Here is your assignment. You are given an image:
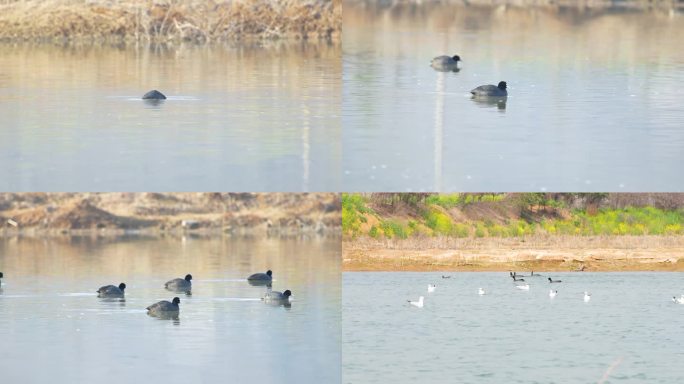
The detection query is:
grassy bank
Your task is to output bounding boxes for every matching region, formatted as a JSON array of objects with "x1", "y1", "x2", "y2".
[
  {"x1": 0, "y1": 193, "x2": 340, "y2": 236},
  {"x1": 0, "y1": 0, "x2": 340, "y2": 43},
  {"x1": 343, "y1": 193, "x2": 684, "y2": 240},
  {"x1": 342, "y1": 193, "x2": 684, "y2": 271}
]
